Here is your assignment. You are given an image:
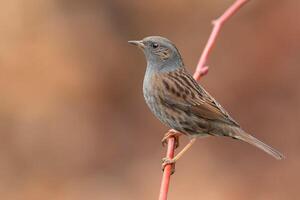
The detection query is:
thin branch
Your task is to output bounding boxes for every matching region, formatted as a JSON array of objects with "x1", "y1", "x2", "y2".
[
  {"x1": 159, "y1": 1, "x2": 250, "y2": 200},
  {"x1": 158, "y1": 137, "x2": 175, "y2": 200},
  {"x1": 194, "y1": 0, "x2": 249, "y2": 81}
]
